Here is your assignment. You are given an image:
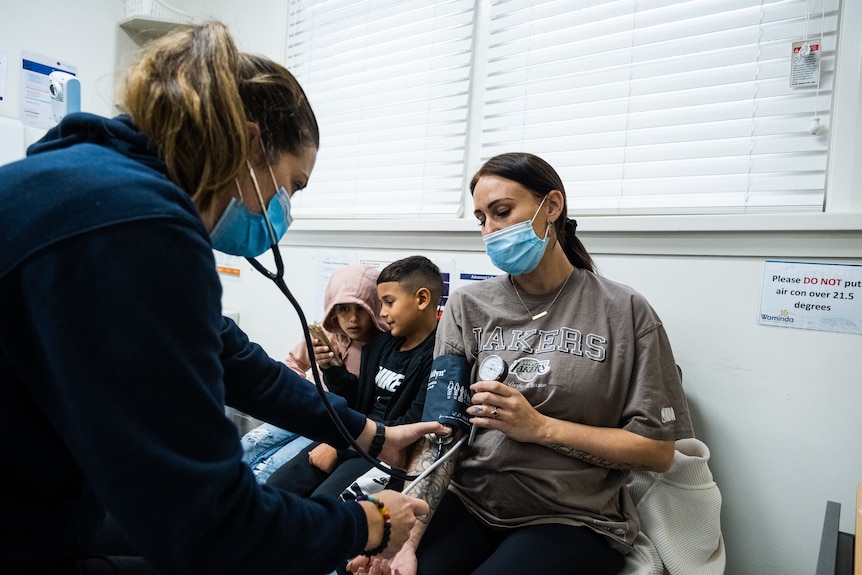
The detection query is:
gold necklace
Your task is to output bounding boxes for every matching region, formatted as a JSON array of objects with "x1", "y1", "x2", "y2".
[{"x1": 510, "y1": 268, "x2": 575, "y2": 320}]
